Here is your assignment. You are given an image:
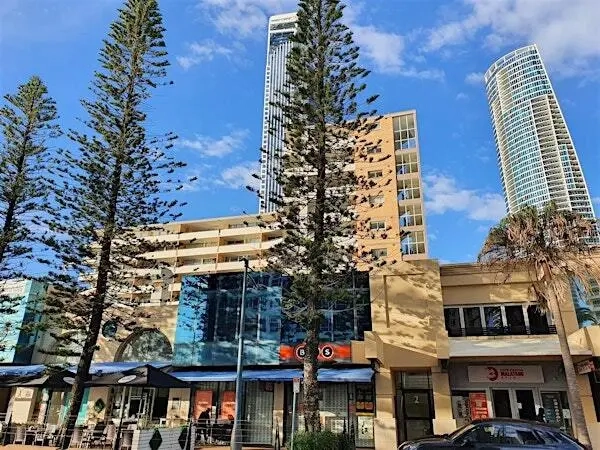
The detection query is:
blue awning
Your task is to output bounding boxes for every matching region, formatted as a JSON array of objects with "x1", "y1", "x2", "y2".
[
  {"x1": 173, "y1": 367, "x2": 373, "y2": 383},
  {"x1": 86, "y1": 361, "x2": 169, "y2": 376},
  {"x1": 174, "y1": 371, "x2": 237, "y2": 382},
  {"x1": 0, "y1": 365, "x2": 45, "y2": 377}
]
